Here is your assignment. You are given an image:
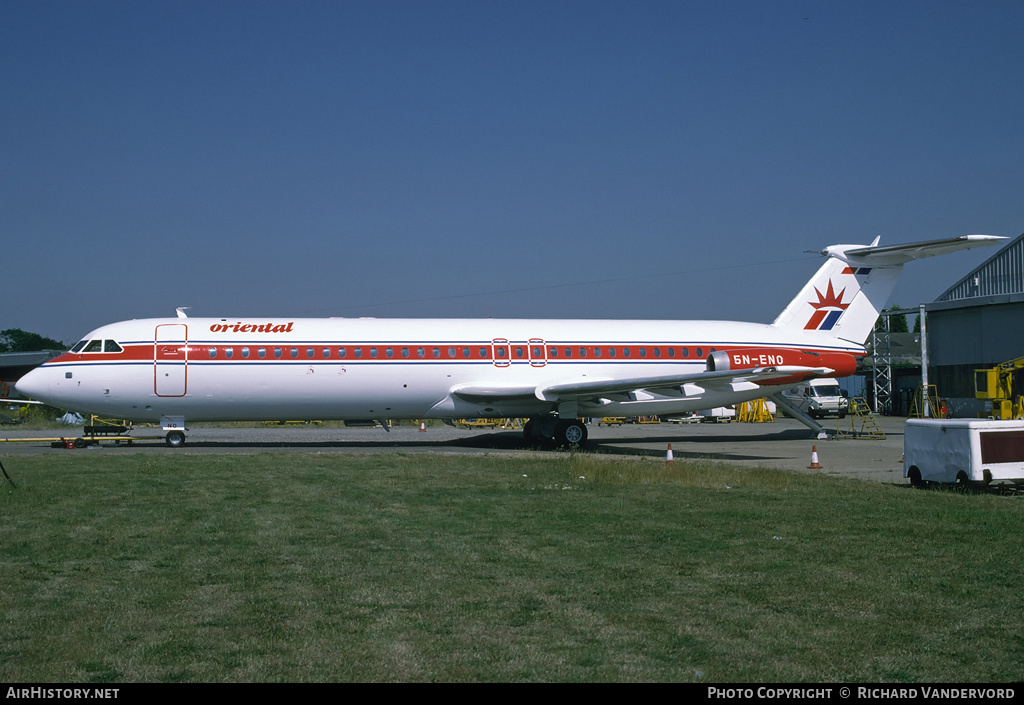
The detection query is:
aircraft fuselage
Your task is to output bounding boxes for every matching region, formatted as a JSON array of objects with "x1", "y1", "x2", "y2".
[{"x1": 16, "y1": 316, "x2": 863, "y2": 425}]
